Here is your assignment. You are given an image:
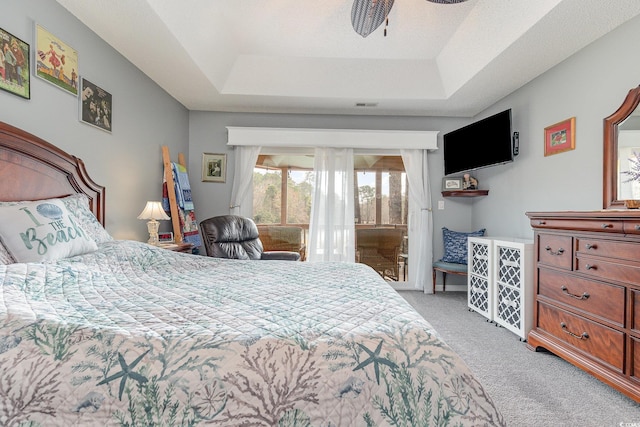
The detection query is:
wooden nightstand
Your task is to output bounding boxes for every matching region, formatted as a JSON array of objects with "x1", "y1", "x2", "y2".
[{"x1": 158, "y1": 242, "x2": 194, "y2": 253}]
